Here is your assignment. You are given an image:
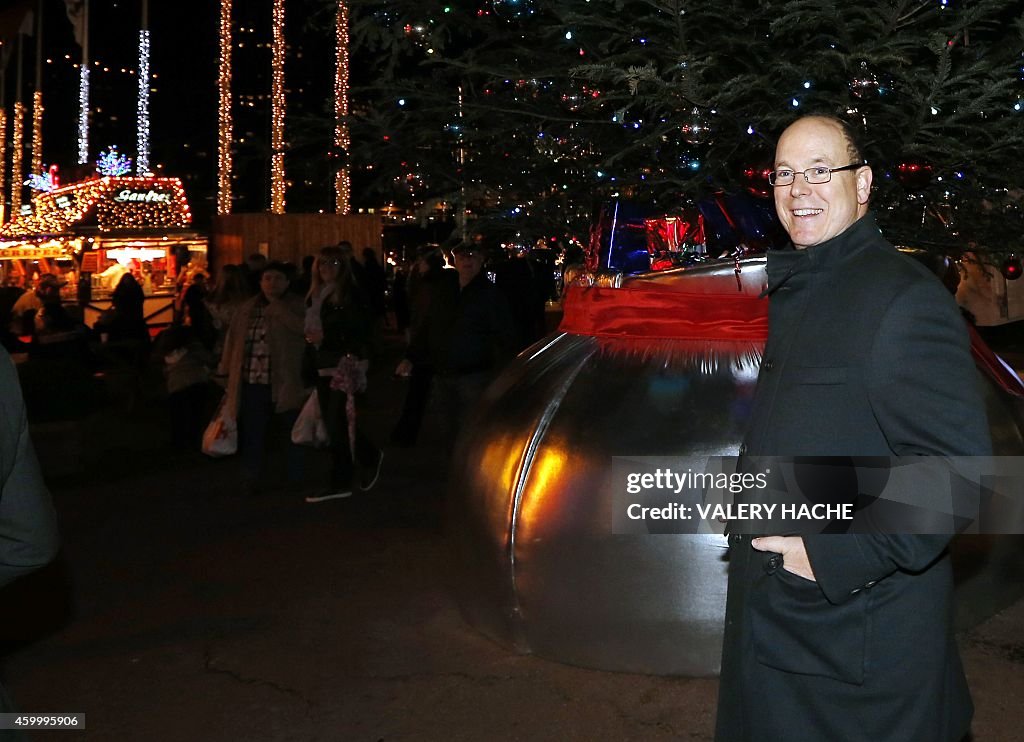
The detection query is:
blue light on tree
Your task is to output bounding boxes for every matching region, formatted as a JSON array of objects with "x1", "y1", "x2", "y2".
[{"x1": 97, "y1": 146, "x2": 133, "y2": 177}]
